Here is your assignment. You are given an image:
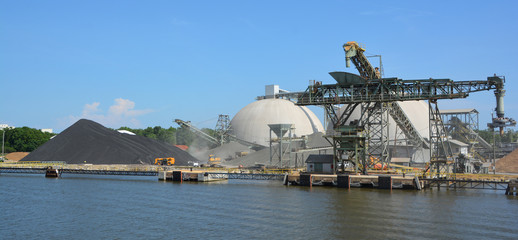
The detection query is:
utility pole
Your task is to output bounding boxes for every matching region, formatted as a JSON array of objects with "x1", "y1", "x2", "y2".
[
  {"x1": 493, "y1": 128, "x2": 496, "y2": 174},
  {"x1": 1, "y1": 128, "x2": 5, "y2": 160}
]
